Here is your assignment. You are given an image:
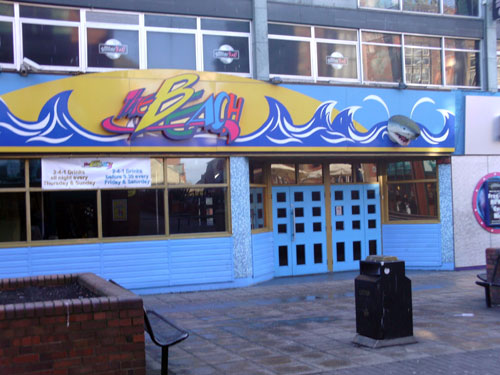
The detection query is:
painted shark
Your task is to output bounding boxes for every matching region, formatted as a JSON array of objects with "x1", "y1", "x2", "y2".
[{"x1": 387, "y1": 115, "x2": 421, "y2": 146}]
